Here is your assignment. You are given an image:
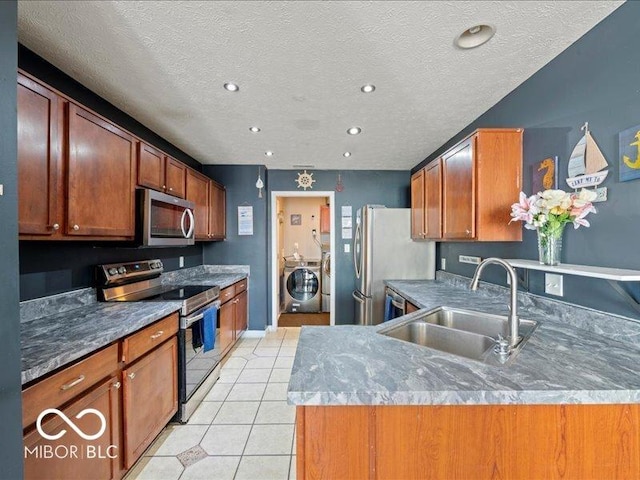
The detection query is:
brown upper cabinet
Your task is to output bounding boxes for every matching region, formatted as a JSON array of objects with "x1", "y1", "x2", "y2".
[
  {"x1": 411, "y1": 128, "x2": 523, "y2": 242},
  {"x1": 17, "y1": 73, "x2": 62, "y2": 237},
  {"x1": 185, "y1": 168, "x2": 210, "y2": 240},
  {"x1": 137, "y1": 143, "x2": 186, "y2": 199},
  {"x1": 411, "y1": 159, "x2": 442, "y2": 240},
  {"x1": 208, "y1": 180, "x2": 226, "y2": 240},
  {"x1": 67, "y1": 104, "x2": 137, "y2": 238}
]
